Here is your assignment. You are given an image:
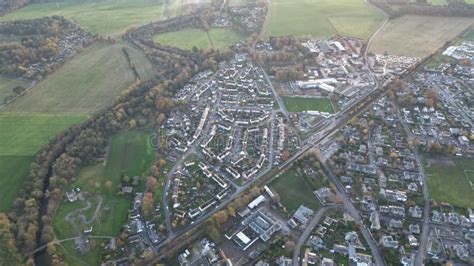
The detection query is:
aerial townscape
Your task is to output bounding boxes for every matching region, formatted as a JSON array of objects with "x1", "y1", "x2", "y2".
[{"x1": 0, "y1": 0, "x2": 473, "y2": 265}]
